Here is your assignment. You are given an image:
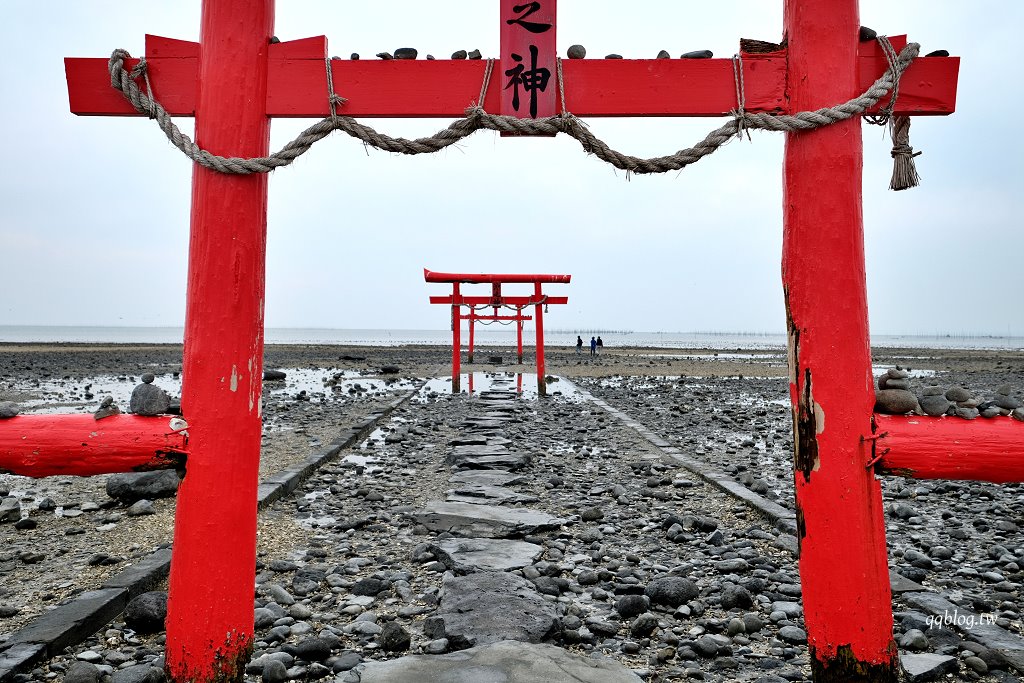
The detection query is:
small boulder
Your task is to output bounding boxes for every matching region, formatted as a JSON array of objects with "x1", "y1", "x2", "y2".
[
  {"x1": 129, "y1": 380, "x2": 170, "y2": 416},
  {"x1": 124, "y1": 591, "x2": 168, "y2": 634}
]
